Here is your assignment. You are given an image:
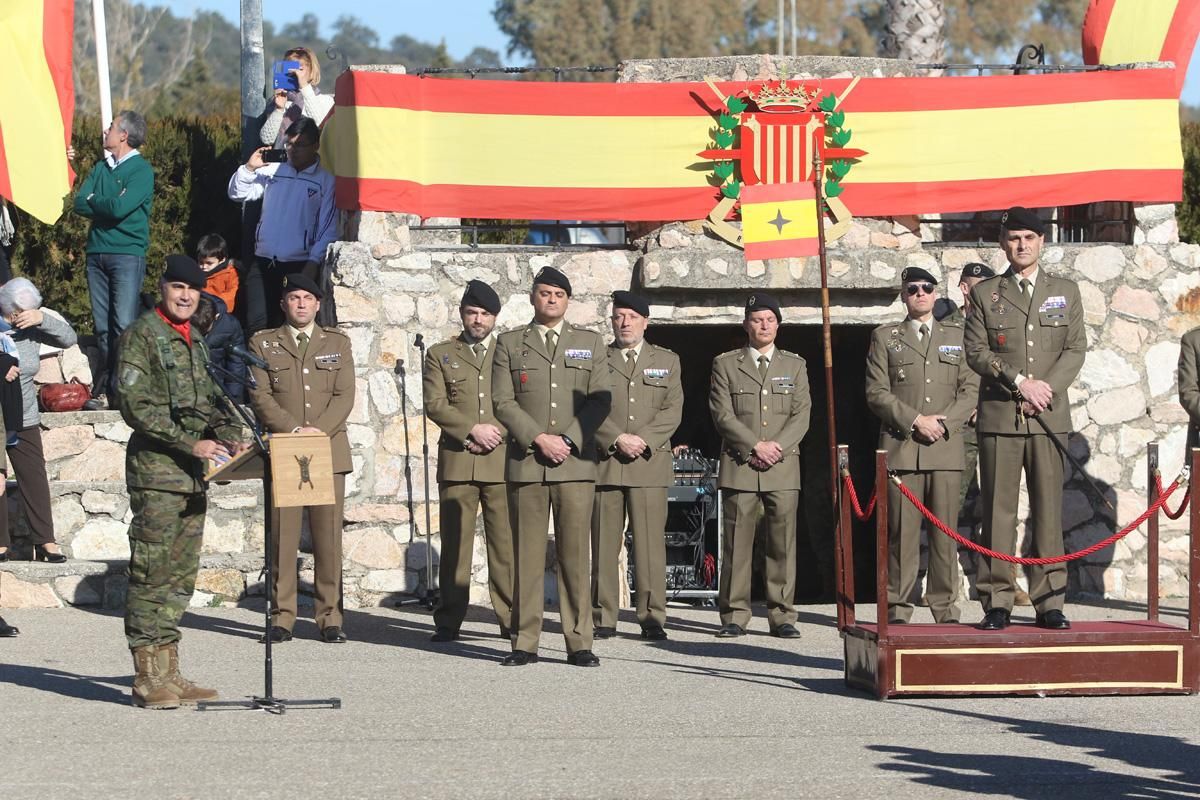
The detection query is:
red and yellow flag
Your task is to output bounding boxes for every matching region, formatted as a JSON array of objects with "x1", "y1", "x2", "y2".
[
  {"x1": 325, "y1": 68, "x2": 1182, "y2": 222},
  {"x1": 1082, "y1": 0, "x2": 1200, "y2": 90},
  {"x1": 0, "y1": 0, "x2": 75, "y2": 225},
  {"x1": 741, "y1": 183, "x2": 819, "y2": 260}
]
